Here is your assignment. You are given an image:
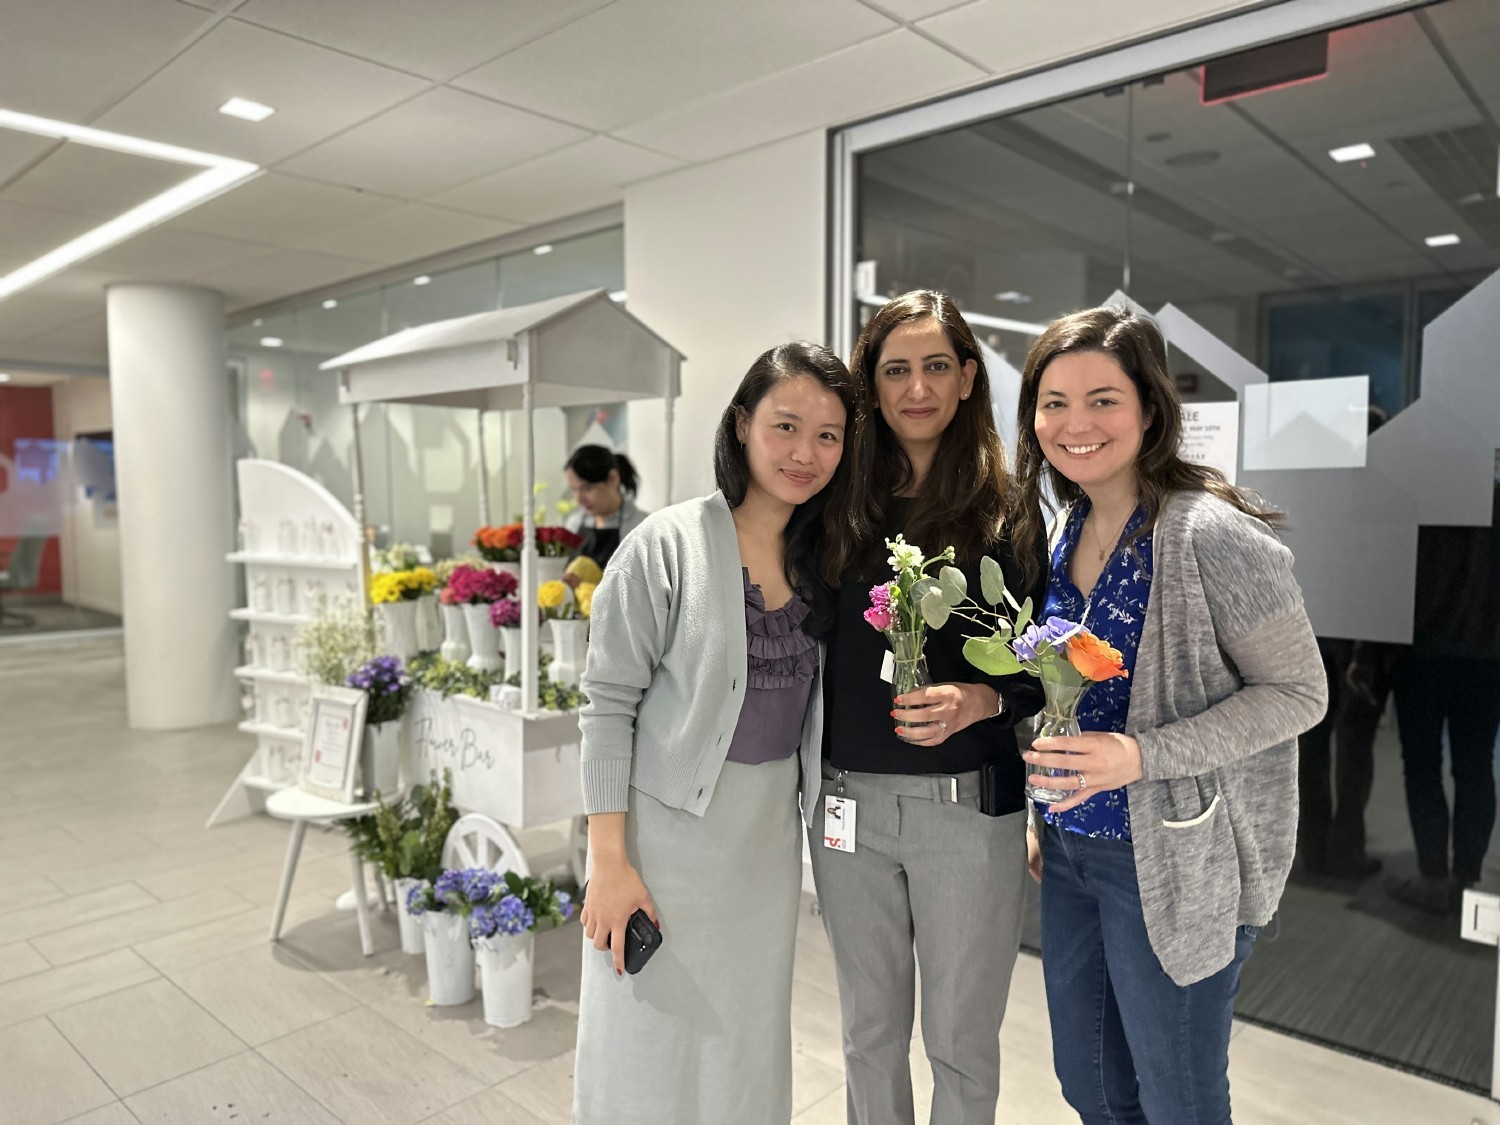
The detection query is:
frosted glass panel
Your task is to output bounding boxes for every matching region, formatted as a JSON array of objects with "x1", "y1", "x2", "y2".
[{"x1": 1243, "y1": 375, "x2": 1369, "y2": 471}]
